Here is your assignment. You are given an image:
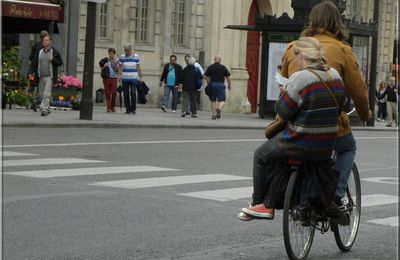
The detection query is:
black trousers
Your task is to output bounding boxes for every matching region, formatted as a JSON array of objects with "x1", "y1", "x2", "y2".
[
  {"x1": 252, "y1": 137, "x2": 286, "y2": 205},
  {"x1": 182, "y1": 90, "x2": 197, "y2": 115}
]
